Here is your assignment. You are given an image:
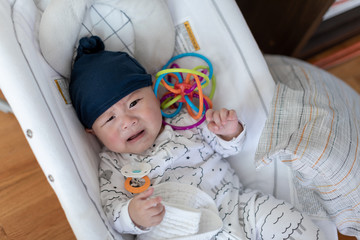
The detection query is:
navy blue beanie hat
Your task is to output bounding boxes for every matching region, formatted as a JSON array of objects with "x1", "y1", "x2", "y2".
[{"x1": 70, "y1": 36, "x2": 152, "y2": 129}]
